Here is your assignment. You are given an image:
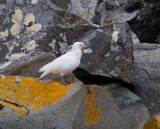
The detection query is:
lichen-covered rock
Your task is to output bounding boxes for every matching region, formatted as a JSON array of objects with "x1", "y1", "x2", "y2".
[
  {"x1": 72, "y1": 85, "x2": 129, "y2": 129},
  {"x1": 0, "y1": 74, "x2": 83, "y2": 129},
  {"x1": 0, "y1": 75, "x2": 129, "y2": 129},
  {"x1": 0, "y1": 0, "x2": 95, "y2": 73},
  {"x1": 144, "y1": 115, "x2": 160, "y2": 129},
  {"x1": 80, "y1": 23, "x2": 134, "y2": 83}
]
